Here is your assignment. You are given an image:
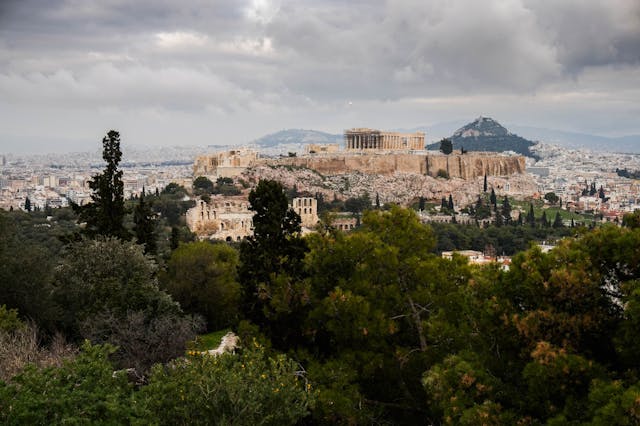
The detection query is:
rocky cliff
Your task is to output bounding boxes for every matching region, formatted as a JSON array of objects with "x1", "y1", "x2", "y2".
[{"x1": 265, "y1": 152, "x2": 524, "y2": 179}]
